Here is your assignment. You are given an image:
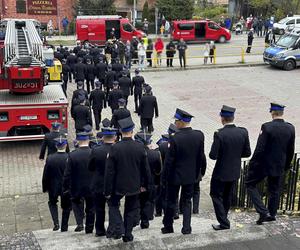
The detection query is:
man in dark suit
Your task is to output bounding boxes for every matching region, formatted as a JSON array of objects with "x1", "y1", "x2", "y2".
[
  {"x1": 209, "y1": 105, "x2": 251, "y2": 230},
  {"x1": 95, "y1": 57, "x2": 107, "y2": 85},
  {"x1": 105, "y1": 65, "x2": 116, "y2": 98},
  {"x1": 39, "y1": 122, "x2": 65, "y2": 160},
  {"x1": 42, "y1": 136, "x2": 71, "y2": 232},
  {"x1": 85, "y1": 58, "x2": 96, "y2": 94},
  {"x1": 139, "y1": 86, "x2": 158, "y2": 133},
  {"x1": 246, "y1": 103, "x2": 295, "y2": 224},
  {"x1": 161, "y1": 109, "x2": 206, "y2": 235},
  {"x1": 88, "y1": 125, "x2": 117, "y2": 237},
  {"x1": 111, "y1": 98, "x2": 131, "y2": 130},
  {"x1": 89, "y1": 81, "x2": 107, "y2": 130},
  {"x1": 66, "y1": 50, "x2": 77, "y2": 82},
  {"x1": 61, "y1": 59, "x2": 71, "y2": 96},
  {"x1": 63, "y1": 132, "x2": 95, "y2": 233},
  {"x1": 72, "y1": 95, "x2": 92, "y2": 133},
  {"x1": 74, "y1": 57, "x2": 86, "y2": 84},
  {"x1": 108, "y1": 82, "x2": 123, "y2": 114},
  {"x1": 104, "y1": 117, "x2": 151, "y2": 242},
  {"x1": 118, "y1": 71, "x2": 132, "y2": 105},
  {"x1": 131, "y1": 69, "x2": 145, "y2": 113}
]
